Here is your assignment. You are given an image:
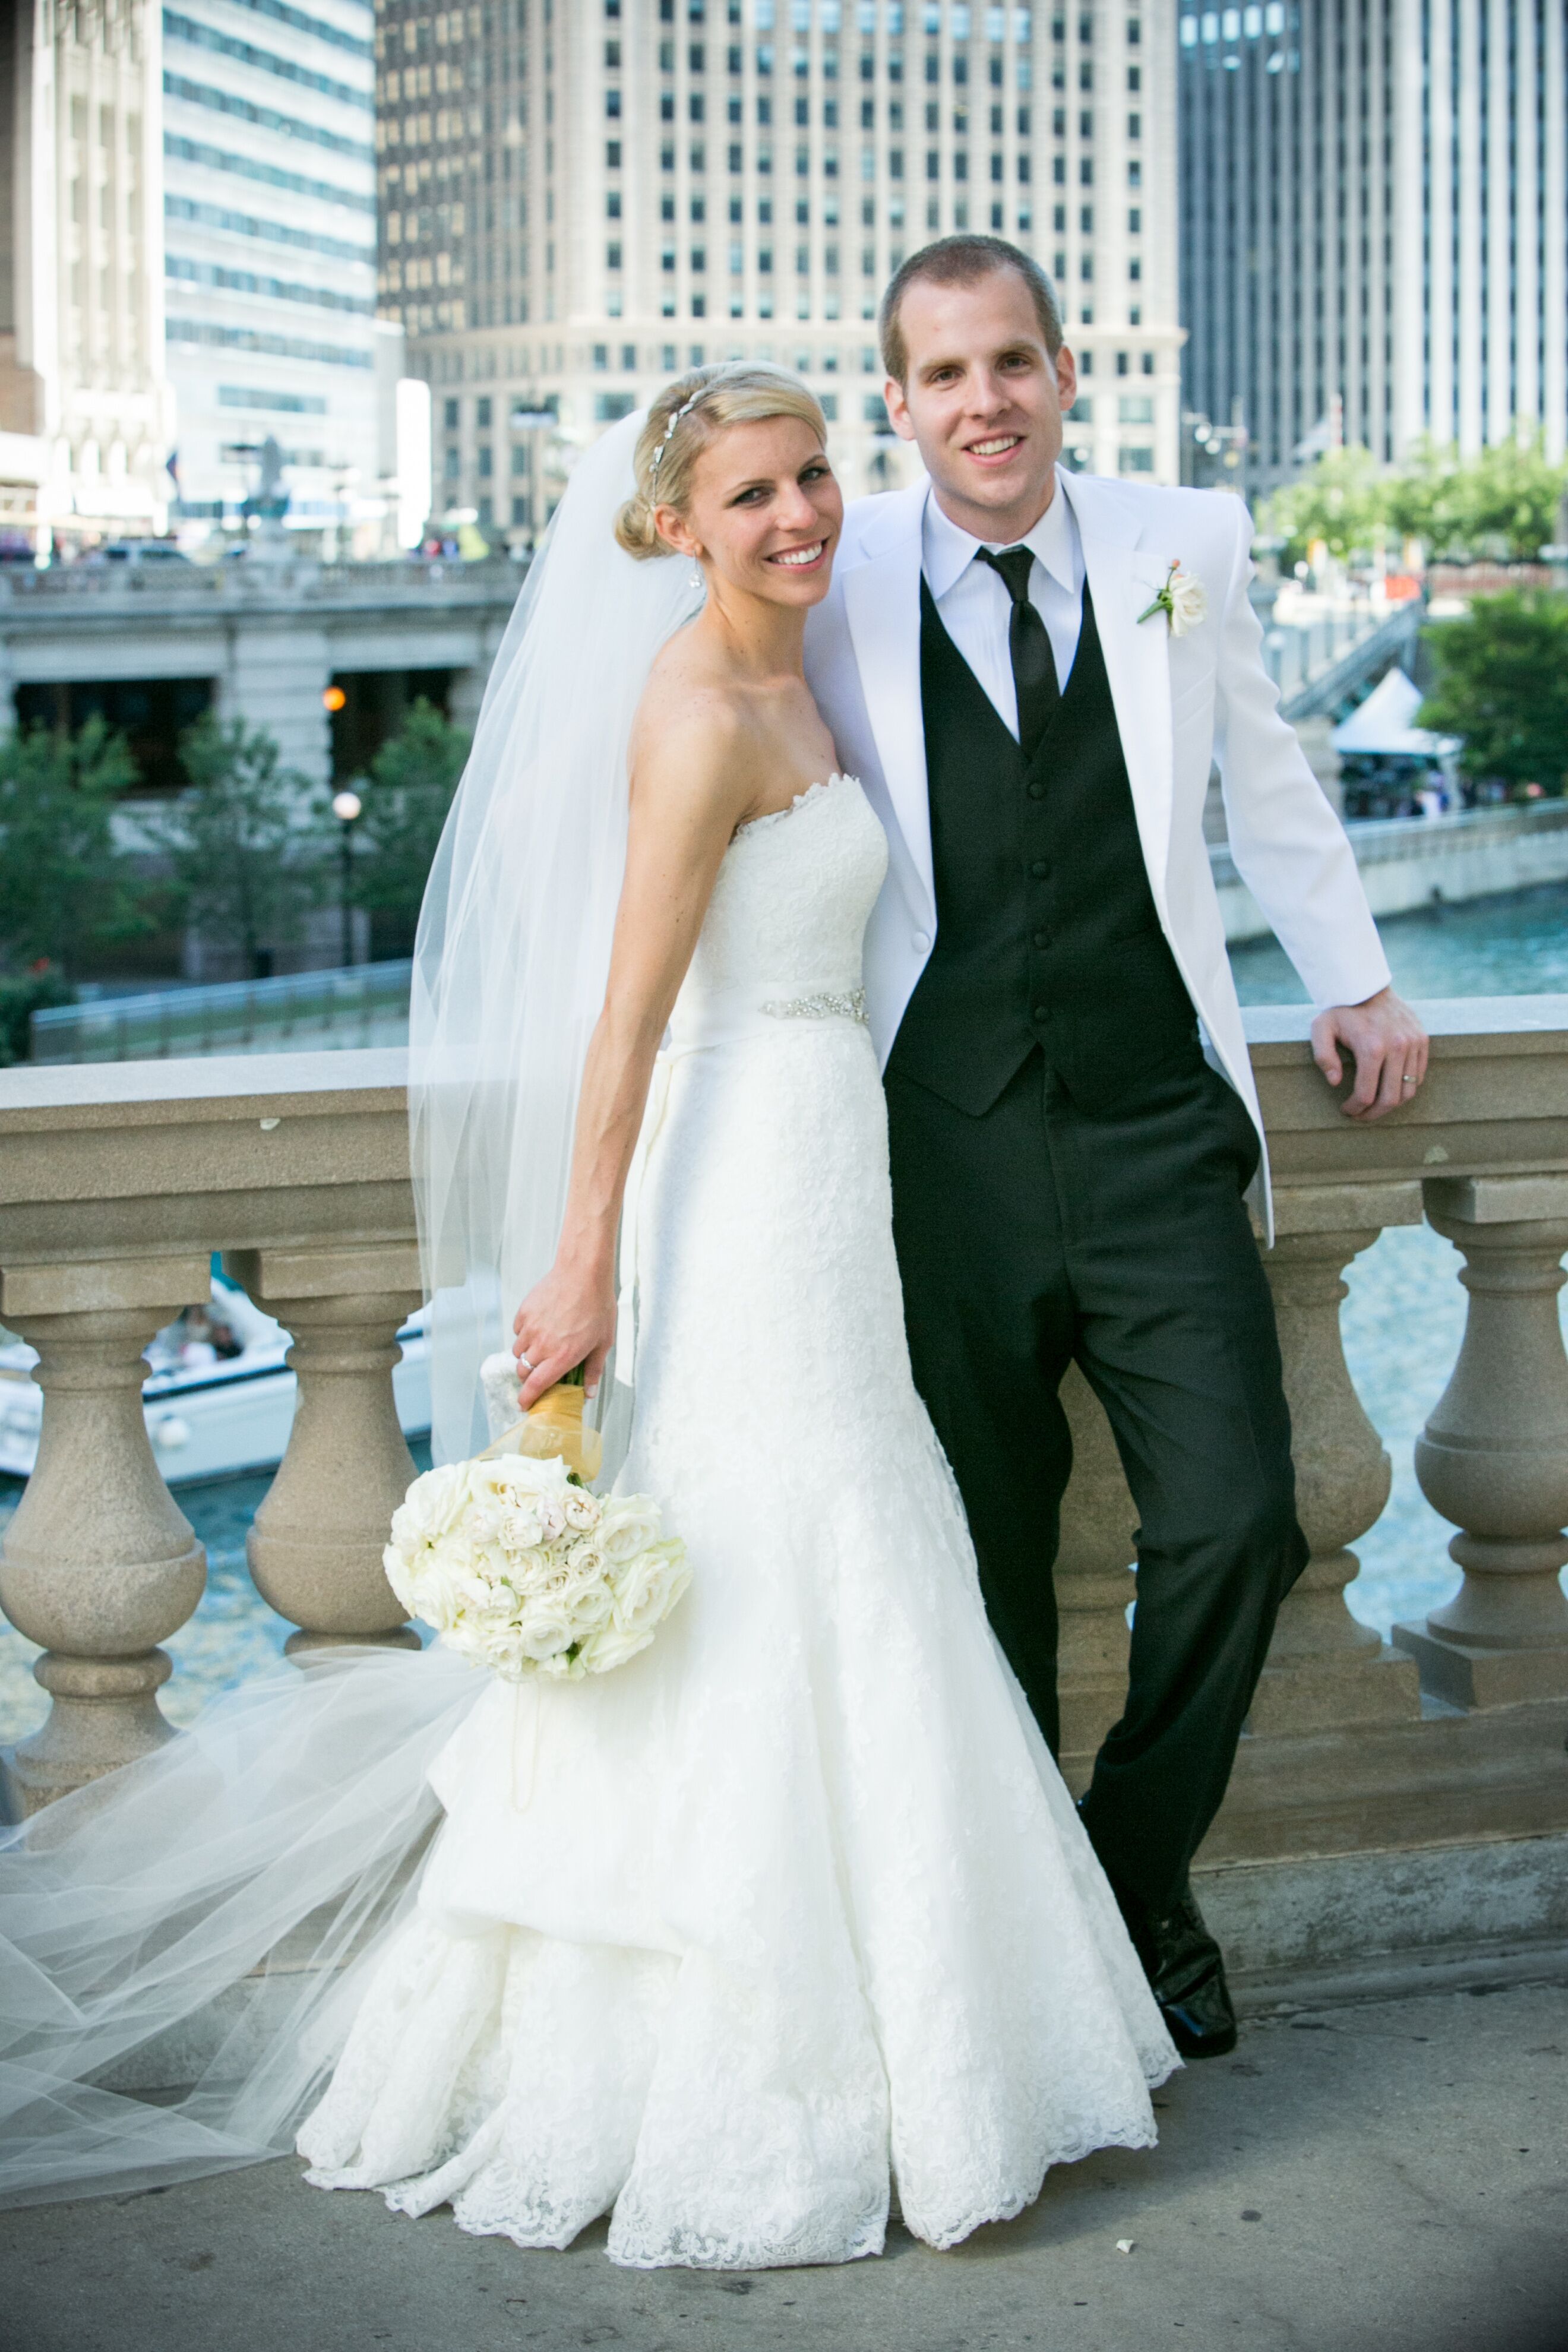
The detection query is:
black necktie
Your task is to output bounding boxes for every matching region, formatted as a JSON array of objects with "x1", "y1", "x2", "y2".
[{"x1": 976, "y1": 545, "x2": 1060, "y2": 760}]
